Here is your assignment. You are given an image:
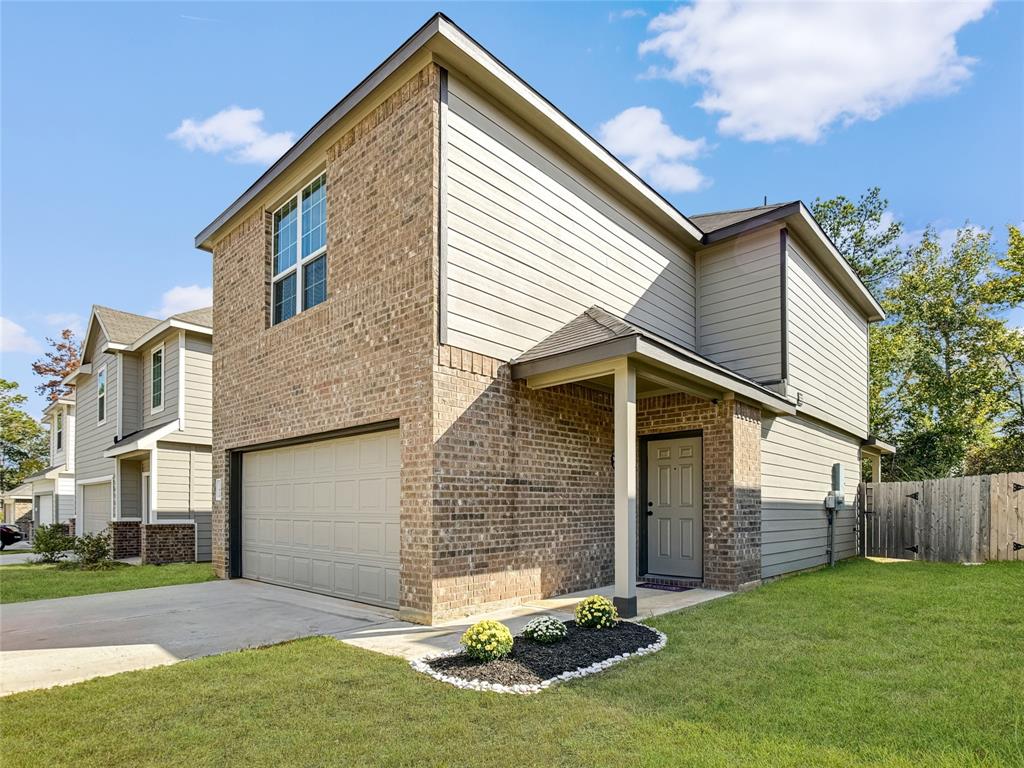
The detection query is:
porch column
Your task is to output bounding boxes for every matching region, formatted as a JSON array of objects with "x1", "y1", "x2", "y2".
[
  {"x1": 613, "y1": 359, "x2": 637, "y2": 618},
  {"x1": 869, "y1": 452, "x2": 882, "y2": 483}
]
